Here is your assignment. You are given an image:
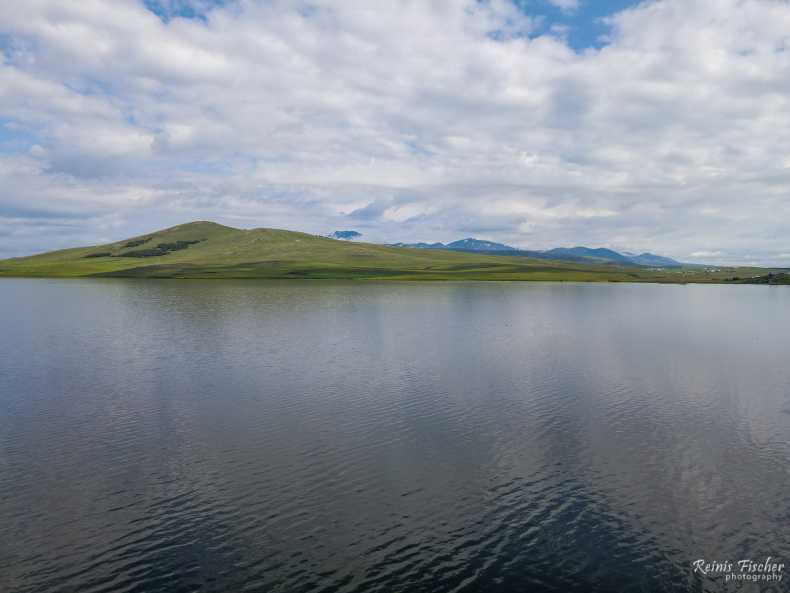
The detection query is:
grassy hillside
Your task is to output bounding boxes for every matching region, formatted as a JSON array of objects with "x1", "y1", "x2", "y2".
[{"x1": 0, "y1": 221, "x2": 768, "y2": 283}]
